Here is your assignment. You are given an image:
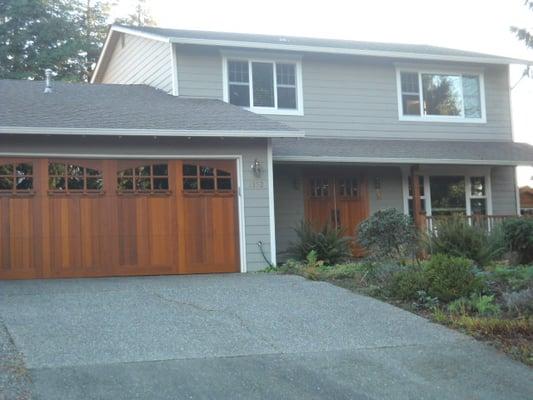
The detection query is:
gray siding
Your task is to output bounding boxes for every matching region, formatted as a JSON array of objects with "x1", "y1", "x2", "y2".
[
  {"x1": 0, "y1": 135, "x2": 272, "y2": 272},
  {"x1": 173, "y1": 46, "x2": 512, "y2": 141},
  {"x1": 491, "y1": 166, "x2": 518, "y2": 215},
  {"x1": 367, "y1": 167, "x2": 404, "y2": 213},
  {"x1": 101, "y1": 33, "x2": 173, "y2": 93}
]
